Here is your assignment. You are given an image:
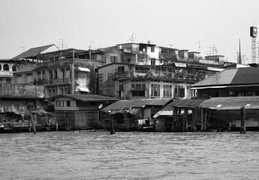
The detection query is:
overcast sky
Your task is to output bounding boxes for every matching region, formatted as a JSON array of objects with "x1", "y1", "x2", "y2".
[{"x1": 1, "y1": 0, "x2": 259, "y2": 63}]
